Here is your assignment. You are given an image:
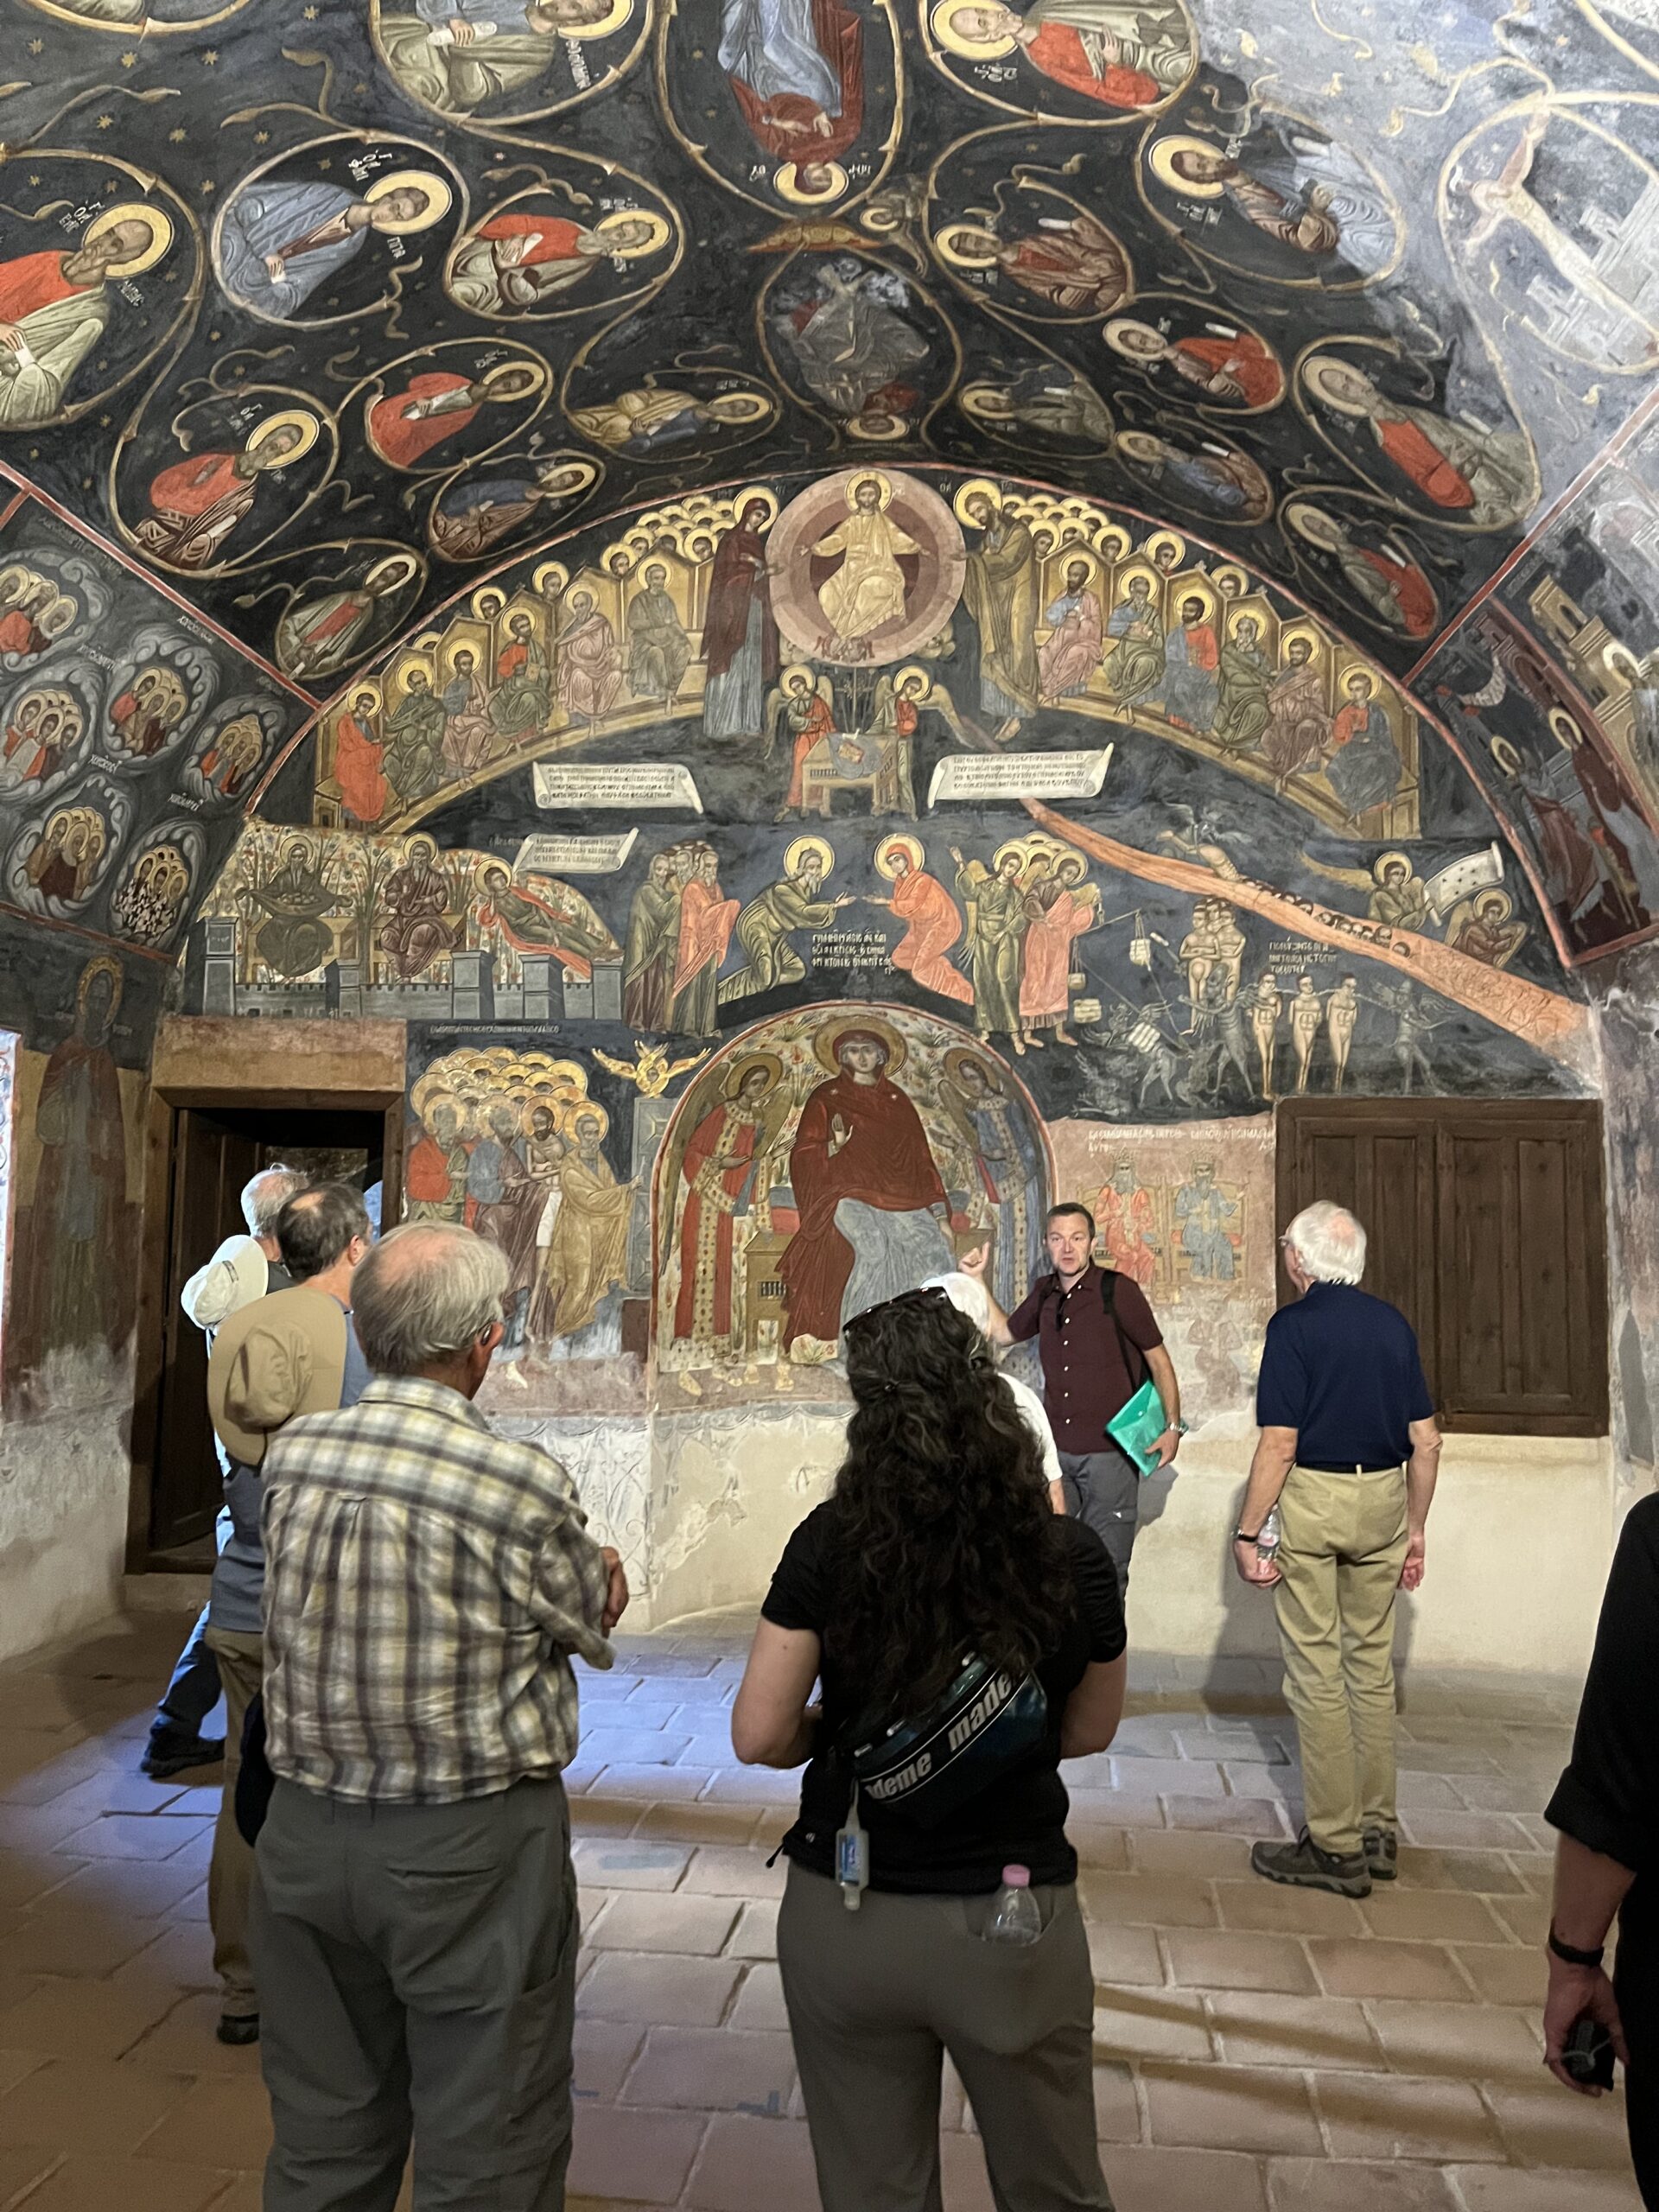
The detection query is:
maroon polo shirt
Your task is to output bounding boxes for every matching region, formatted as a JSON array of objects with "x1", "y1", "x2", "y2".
[{"x1": 1007, "y1": 1264, "x2": 1165, "y2": 1454}]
